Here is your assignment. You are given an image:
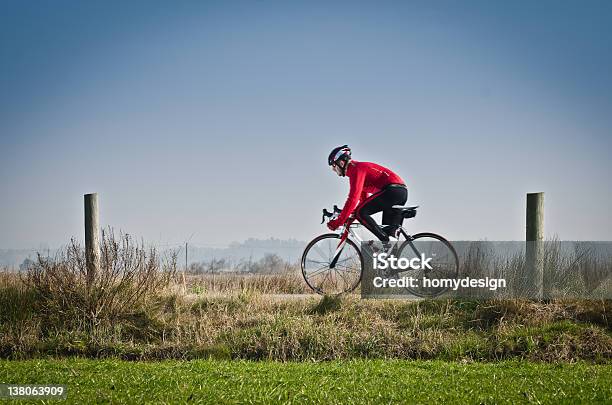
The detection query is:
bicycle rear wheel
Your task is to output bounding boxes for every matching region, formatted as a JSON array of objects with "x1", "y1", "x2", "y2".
[
  {"x1": 396, "y1": 232, "x2": 459, "y2": 298},
  {"x1": 301, "y1": 234, "x2": 363, "y2": 295}
]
